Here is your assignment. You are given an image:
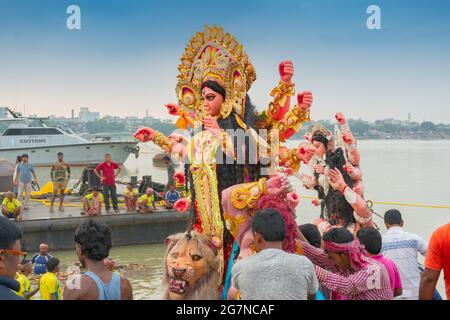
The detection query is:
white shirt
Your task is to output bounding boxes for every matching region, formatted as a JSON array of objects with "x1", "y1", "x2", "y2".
[{"x1": 382, "y1": 226, "x2": 428, "y2": 299}]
